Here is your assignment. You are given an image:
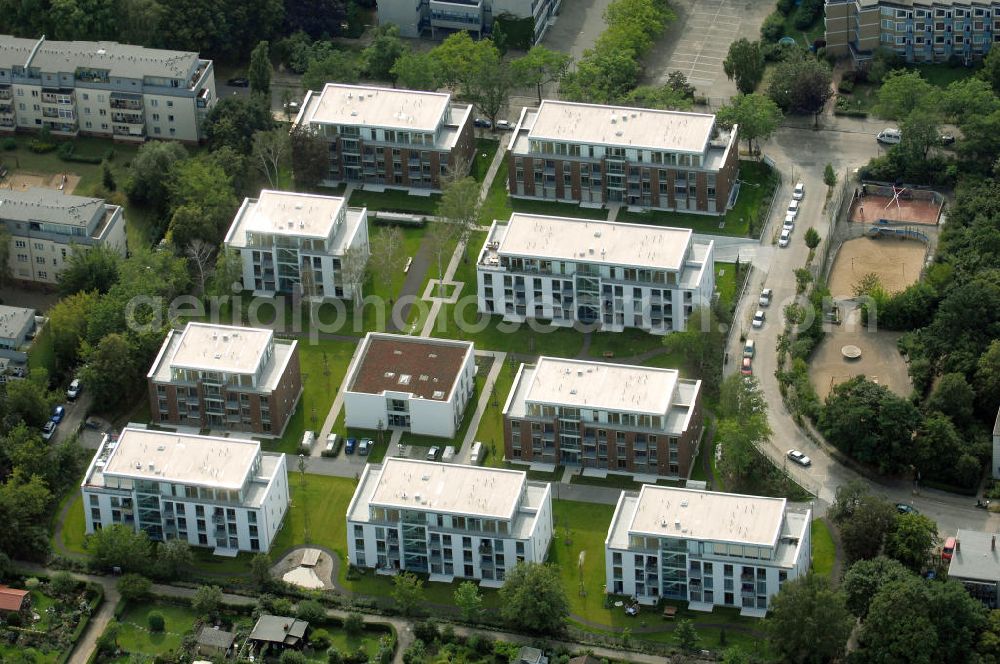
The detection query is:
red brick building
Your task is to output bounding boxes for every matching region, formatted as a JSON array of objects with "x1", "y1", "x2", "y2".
[
  {"x1": 502, "y1": 357, "x2": 703, "y2": 478},
  {"x1": 294, "y1": 84, "x2": 475, "y2": 191},
  {"x1": 507, "y1": 100, "x2": 739, "y2": 215},
  {"x1": 147, "y1": 323, "x2": 302, "y2": 437}
]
